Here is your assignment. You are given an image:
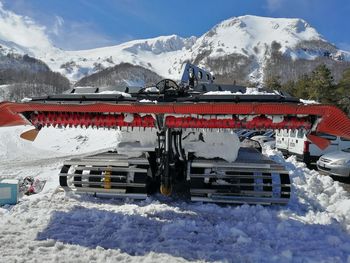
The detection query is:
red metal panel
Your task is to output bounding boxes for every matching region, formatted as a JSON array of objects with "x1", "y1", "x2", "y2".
[{"x1": 307, "y1": 134, "x2": 331, "y2": 150}]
